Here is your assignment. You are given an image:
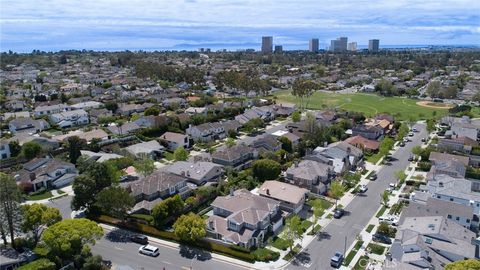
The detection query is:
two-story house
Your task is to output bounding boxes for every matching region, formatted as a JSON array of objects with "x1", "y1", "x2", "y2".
[
  {"x1": 257, "y1": 180, "x2": 308, "y2": 214},
  {"x1": 351, "y1": 124, "x2": 384, "y2": 140},
  {"x1": 207, "y1": 189, "x2": 283, "y2": 248},
  {"x1": 311, "y1": 141, "x2": 363, "y2": 174},
  {"x1": 8, "y1": 117, "x2": 50, "y2": 134},
  {"x1": 163, "y1": 161, "x2": 224, "y2": 185},
  {"x1": 428, "y1": 152, "x2": 469, "y2": 179},
  {"x1": 13, "y1": 157, "x2": 77, "y2": 191},
  {"x1": 49, "y1": 109, "x2": 89, "y2": 128},
  {"x1": 123, "y1": 170, "x2": 190, "y2": 214},
  {"x1": 160, "y1": 132, "x2": 191, "y2": 151},
  {"x1": 34, "y1": 104, "x2": 71, "y2": 118},
  {"x1": 285, "y1": 160, "x2": 335, "y2": 194},
  {"x1": 211, "y1": 144, "x2": 258, "y2": 170}
]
